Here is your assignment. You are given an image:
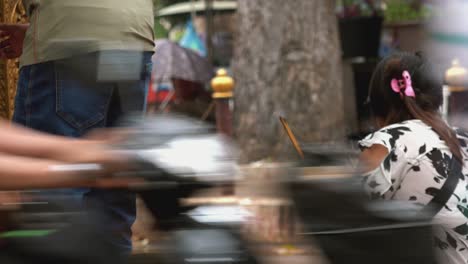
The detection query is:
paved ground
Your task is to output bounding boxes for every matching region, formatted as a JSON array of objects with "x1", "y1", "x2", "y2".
[
  {"x1": 132, "y1": 241, "x2": 328, "y2": 264},
  {"x1": 131, "y1": 252, "x2": 325, "y2": 264}
]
